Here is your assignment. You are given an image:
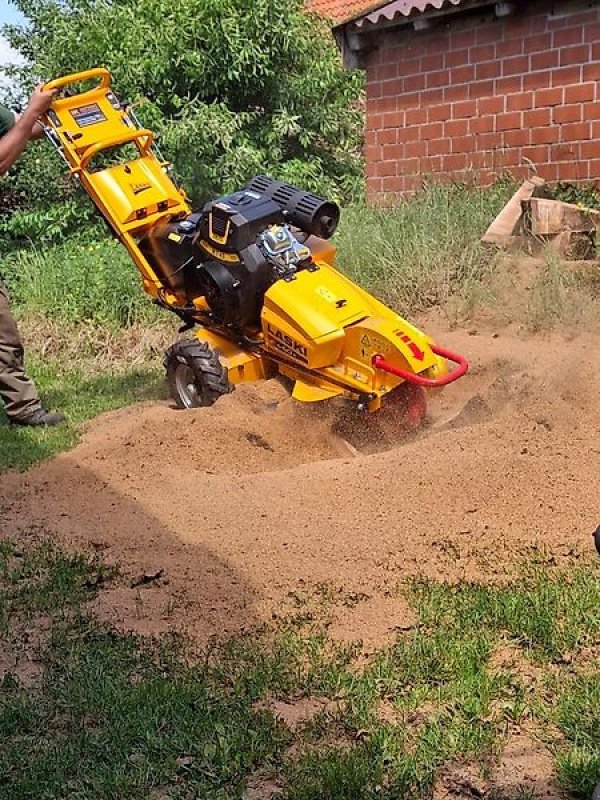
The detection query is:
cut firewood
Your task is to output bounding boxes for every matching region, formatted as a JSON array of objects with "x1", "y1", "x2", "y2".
[
  {"x1": 522, "y1": 197, "x2": 600, "y2": 237},
  {"x1": 481, "y1": 176, "x2": 547, "y2": 246}
]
